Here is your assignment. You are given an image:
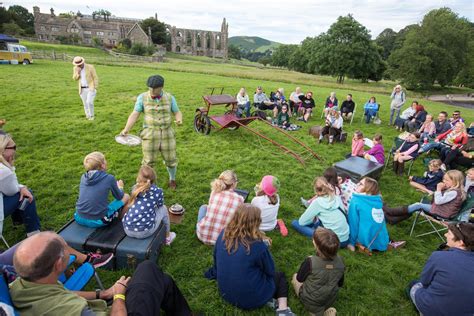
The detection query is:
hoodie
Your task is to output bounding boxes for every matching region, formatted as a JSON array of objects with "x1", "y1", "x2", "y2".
[
  {"x1": 348, "y1": 193, "x2": 389, "y2": 251},
  {"x1": 298, "y1": 195, "x2": 349, "y2": 242},
  {"x1": 75, "y1": 170, "x2": 124, "y2": 220}
]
